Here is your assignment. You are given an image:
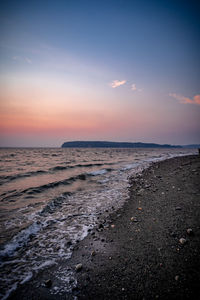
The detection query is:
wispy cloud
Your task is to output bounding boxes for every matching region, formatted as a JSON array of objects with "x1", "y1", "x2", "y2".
[
  {"x1": 12, "y1": 56, "x2": 32, "y2": 64},
  {"x1": 131, "y1": 83, "x2": 142, "y2": 92},
  {"x1": 169, "y1": 93, "x2": 200, "y2": 105},
  {"x1": 110, "y1": 80, "x2": 126, "y2": 88},
  {"x1": 25, "y1": 57, "x2": 32, "y2": 64},
  {"x1": 131, "y1": 84, "x2": 137, "y2": 91}
]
